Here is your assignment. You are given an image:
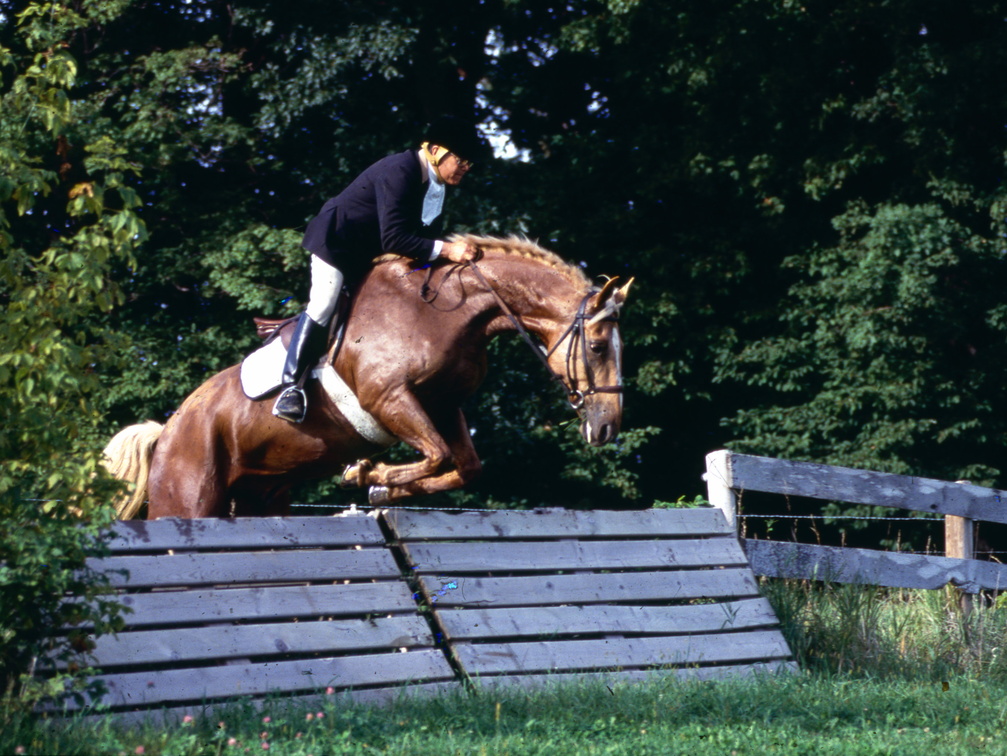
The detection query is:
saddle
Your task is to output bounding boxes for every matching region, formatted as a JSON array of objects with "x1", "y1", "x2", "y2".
[
  {"x1": 240, "y1": 291, "x2": 350, "y2": 400},
  {"x1": 253, "y1": 315, "x2": 298, "y2": 341},
  {"x1": 252, "y1": 288, "x2": 351, "y2": 349}
]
